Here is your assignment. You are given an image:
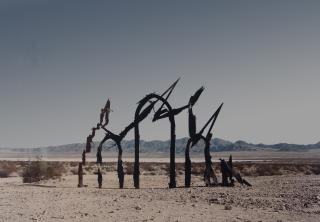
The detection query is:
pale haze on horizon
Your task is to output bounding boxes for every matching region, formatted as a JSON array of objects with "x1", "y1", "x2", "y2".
[{"x1": 0, "y1": 0, "x2": 319, "y2": 148}]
